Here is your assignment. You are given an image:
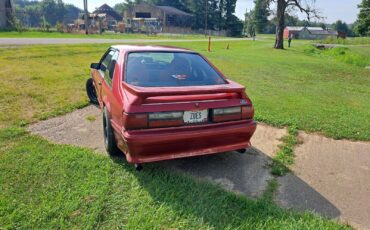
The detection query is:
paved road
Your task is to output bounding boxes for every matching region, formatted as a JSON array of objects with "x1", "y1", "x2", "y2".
[{"x1": 0, "y1": 37, "x2": 250, "y2": 46}]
